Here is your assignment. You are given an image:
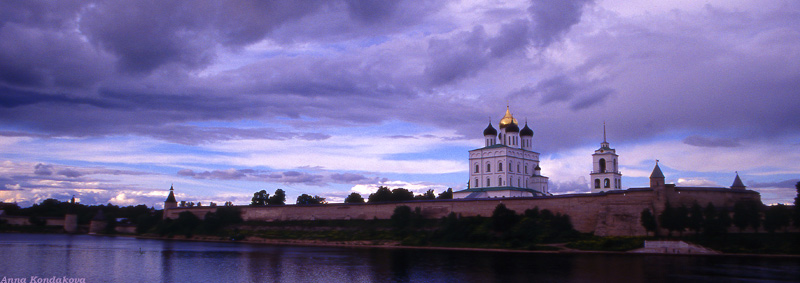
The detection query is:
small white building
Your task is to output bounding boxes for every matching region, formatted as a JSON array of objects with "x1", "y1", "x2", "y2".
[{"x1": 454, "y1": 107, "x2": 549, "y2": 199}]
